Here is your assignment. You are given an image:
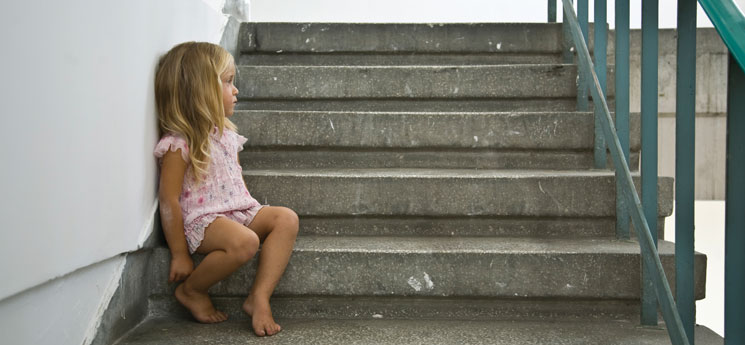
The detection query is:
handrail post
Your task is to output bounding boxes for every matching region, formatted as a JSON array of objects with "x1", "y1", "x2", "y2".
[
  {"x1": 577, "y1": 0, "x2": 589, "y2": 111},
  {"x1": 676, "y1": 0, "x2": 697, "y2": 341},
  {"x1": 593, "y1": 0, "x2": 607, "y2": 169},
  {"x1": 562, "y1": 0, "x2": 575, "y2": 63},
  {"x1": 615, "y1": 0, "x2": 630, "y2": 240},
  {"x1": 640, "y1": 0, "x2": 660, "y2": 326},
  {"x1": 725, "y1": 52, "x2": 745, "y2": 345},
  {"x1": 548, "y1": 0, "x2": 557, "y2": 22},
  {"x1": 560, "y1": 1, "x2": 689, "y2": 342}
]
